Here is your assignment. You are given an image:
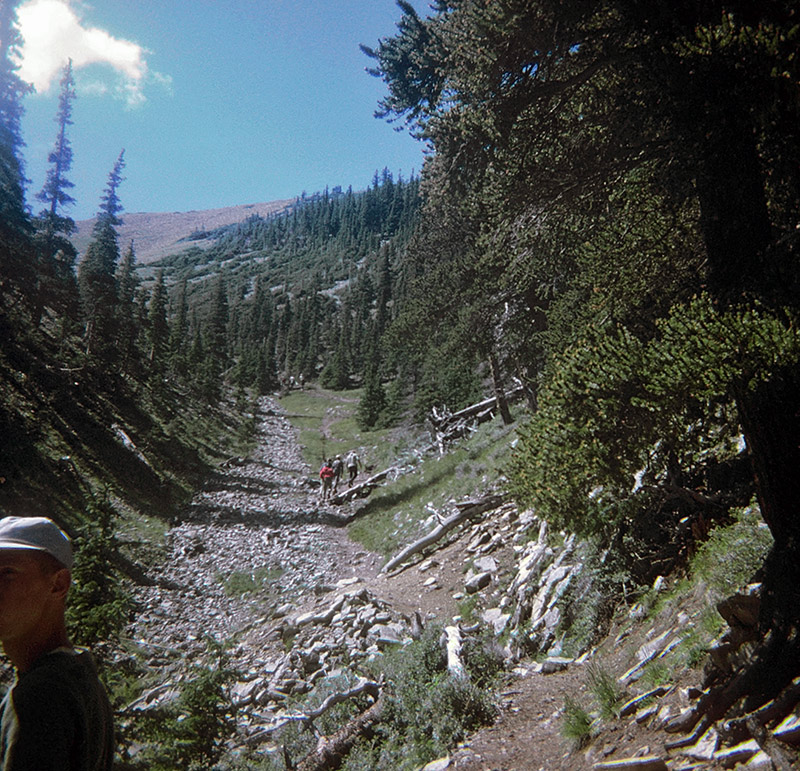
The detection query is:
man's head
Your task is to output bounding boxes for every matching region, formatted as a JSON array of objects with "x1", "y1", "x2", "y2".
[{"x1": 0, "y1": 517, "x2": 73, "y2": 669}]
